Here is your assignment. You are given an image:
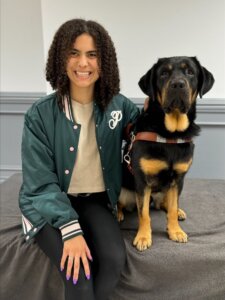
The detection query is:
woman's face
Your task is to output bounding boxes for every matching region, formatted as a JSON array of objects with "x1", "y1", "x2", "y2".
[{"x1": 66, "y1": 33, "x2": 100, "y2": 94}]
